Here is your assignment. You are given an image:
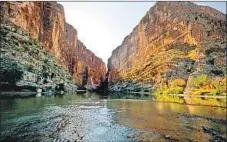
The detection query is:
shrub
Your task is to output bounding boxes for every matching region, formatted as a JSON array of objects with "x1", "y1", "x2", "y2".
[
  {"x1": 15, "y1": 46, "x2": 25, "y2": 52},
  {"x1": 37, "y1": 52, "x2": 45, "y2": 60},
  {"x1": 154, "y1": 88, "x2": 164, "y2": 95},
  {"x1": 168, "y1": 79, "x2": 186, "y2": 87},
  {"x1": 209, "y1": 89, "x2": 220, "y2": 95},
  {"x1": 154, "y1": 86, "x2": 183, "y2": 95},
  {"x1": 191, "y1": 74, "x2": 208, "y2": 88},
  {"x1": 24, "y1": 62, "x2": 34, "y2": 72},
  {"x1": 188, "y1": 49, "x2": 197, "y2": 60},
  {"x1": 192, "y1": 89, "x2": 209, "y2": 95},
  {"x1": 211, "y1": 77, "x2": 226, "y2": 93},
  {"x1": 0, "y1": 58, "x2": 23, "y2": 85},
  {"x1": 163, "y1": 86, "x2": 183, "y2": 94},
  {"x1": 44, "y1": 58, "x2": 50, "y2": 65}
]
